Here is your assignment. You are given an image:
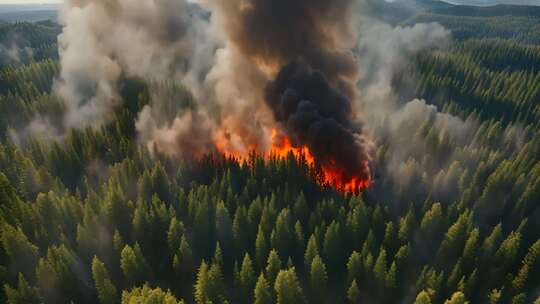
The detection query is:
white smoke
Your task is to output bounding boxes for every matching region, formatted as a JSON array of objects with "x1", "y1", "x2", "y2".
[
  {"x1": 54, "y1": 0, "x2": 217, "y2": 129},
  {"x1": 353, "y1": 18, "x2": 481, "y2": 197},
  {"x1": 29, "y1": 0, "x2": 480, "y2": 173},
  {"x1": 0, "y1": 43, "x2": 34, "y2": 66},
  {"x1": 356, "y1": 21, "x2": 451, "y2": 116},
  {"x1": 8, "y1": 116, "x2": 63, "y2": 146}
]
